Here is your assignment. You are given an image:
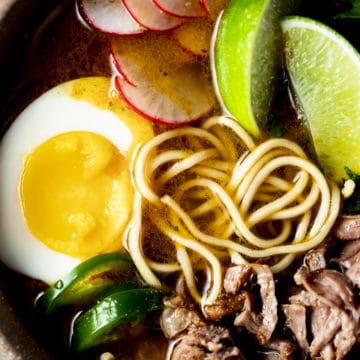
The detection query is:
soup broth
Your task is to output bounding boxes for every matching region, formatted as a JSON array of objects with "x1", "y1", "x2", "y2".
[{"x1": 0, "y1": 0, "x2": 360, "y2": 359}]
